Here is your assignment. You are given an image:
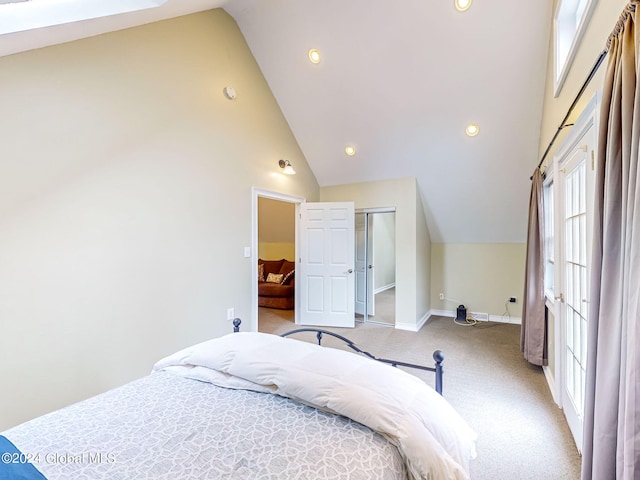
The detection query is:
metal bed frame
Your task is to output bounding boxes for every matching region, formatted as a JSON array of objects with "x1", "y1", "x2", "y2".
[{"x1": 232, "y1": 318, "x2": 444, "y2": 395}]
